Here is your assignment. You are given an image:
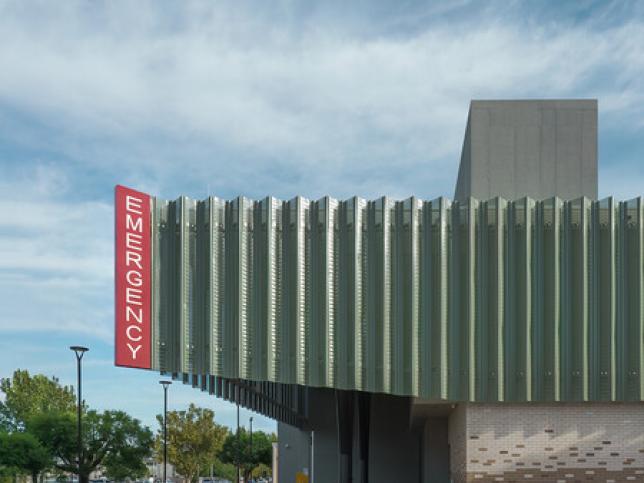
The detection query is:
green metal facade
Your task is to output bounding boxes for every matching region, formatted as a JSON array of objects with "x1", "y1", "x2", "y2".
[{"x1": 150, "y1": 195, "x2": 644, "y2": 403}]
